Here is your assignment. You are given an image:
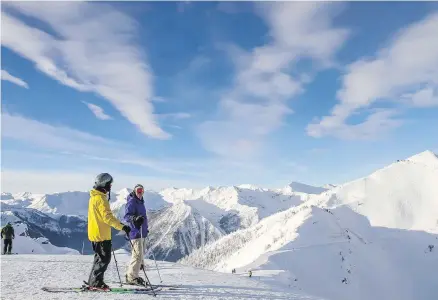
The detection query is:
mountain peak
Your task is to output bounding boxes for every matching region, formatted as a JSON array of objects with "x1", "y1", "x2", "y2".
[{"x1": 406, "y1": 150, "x2": 438, "y2": 165}]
